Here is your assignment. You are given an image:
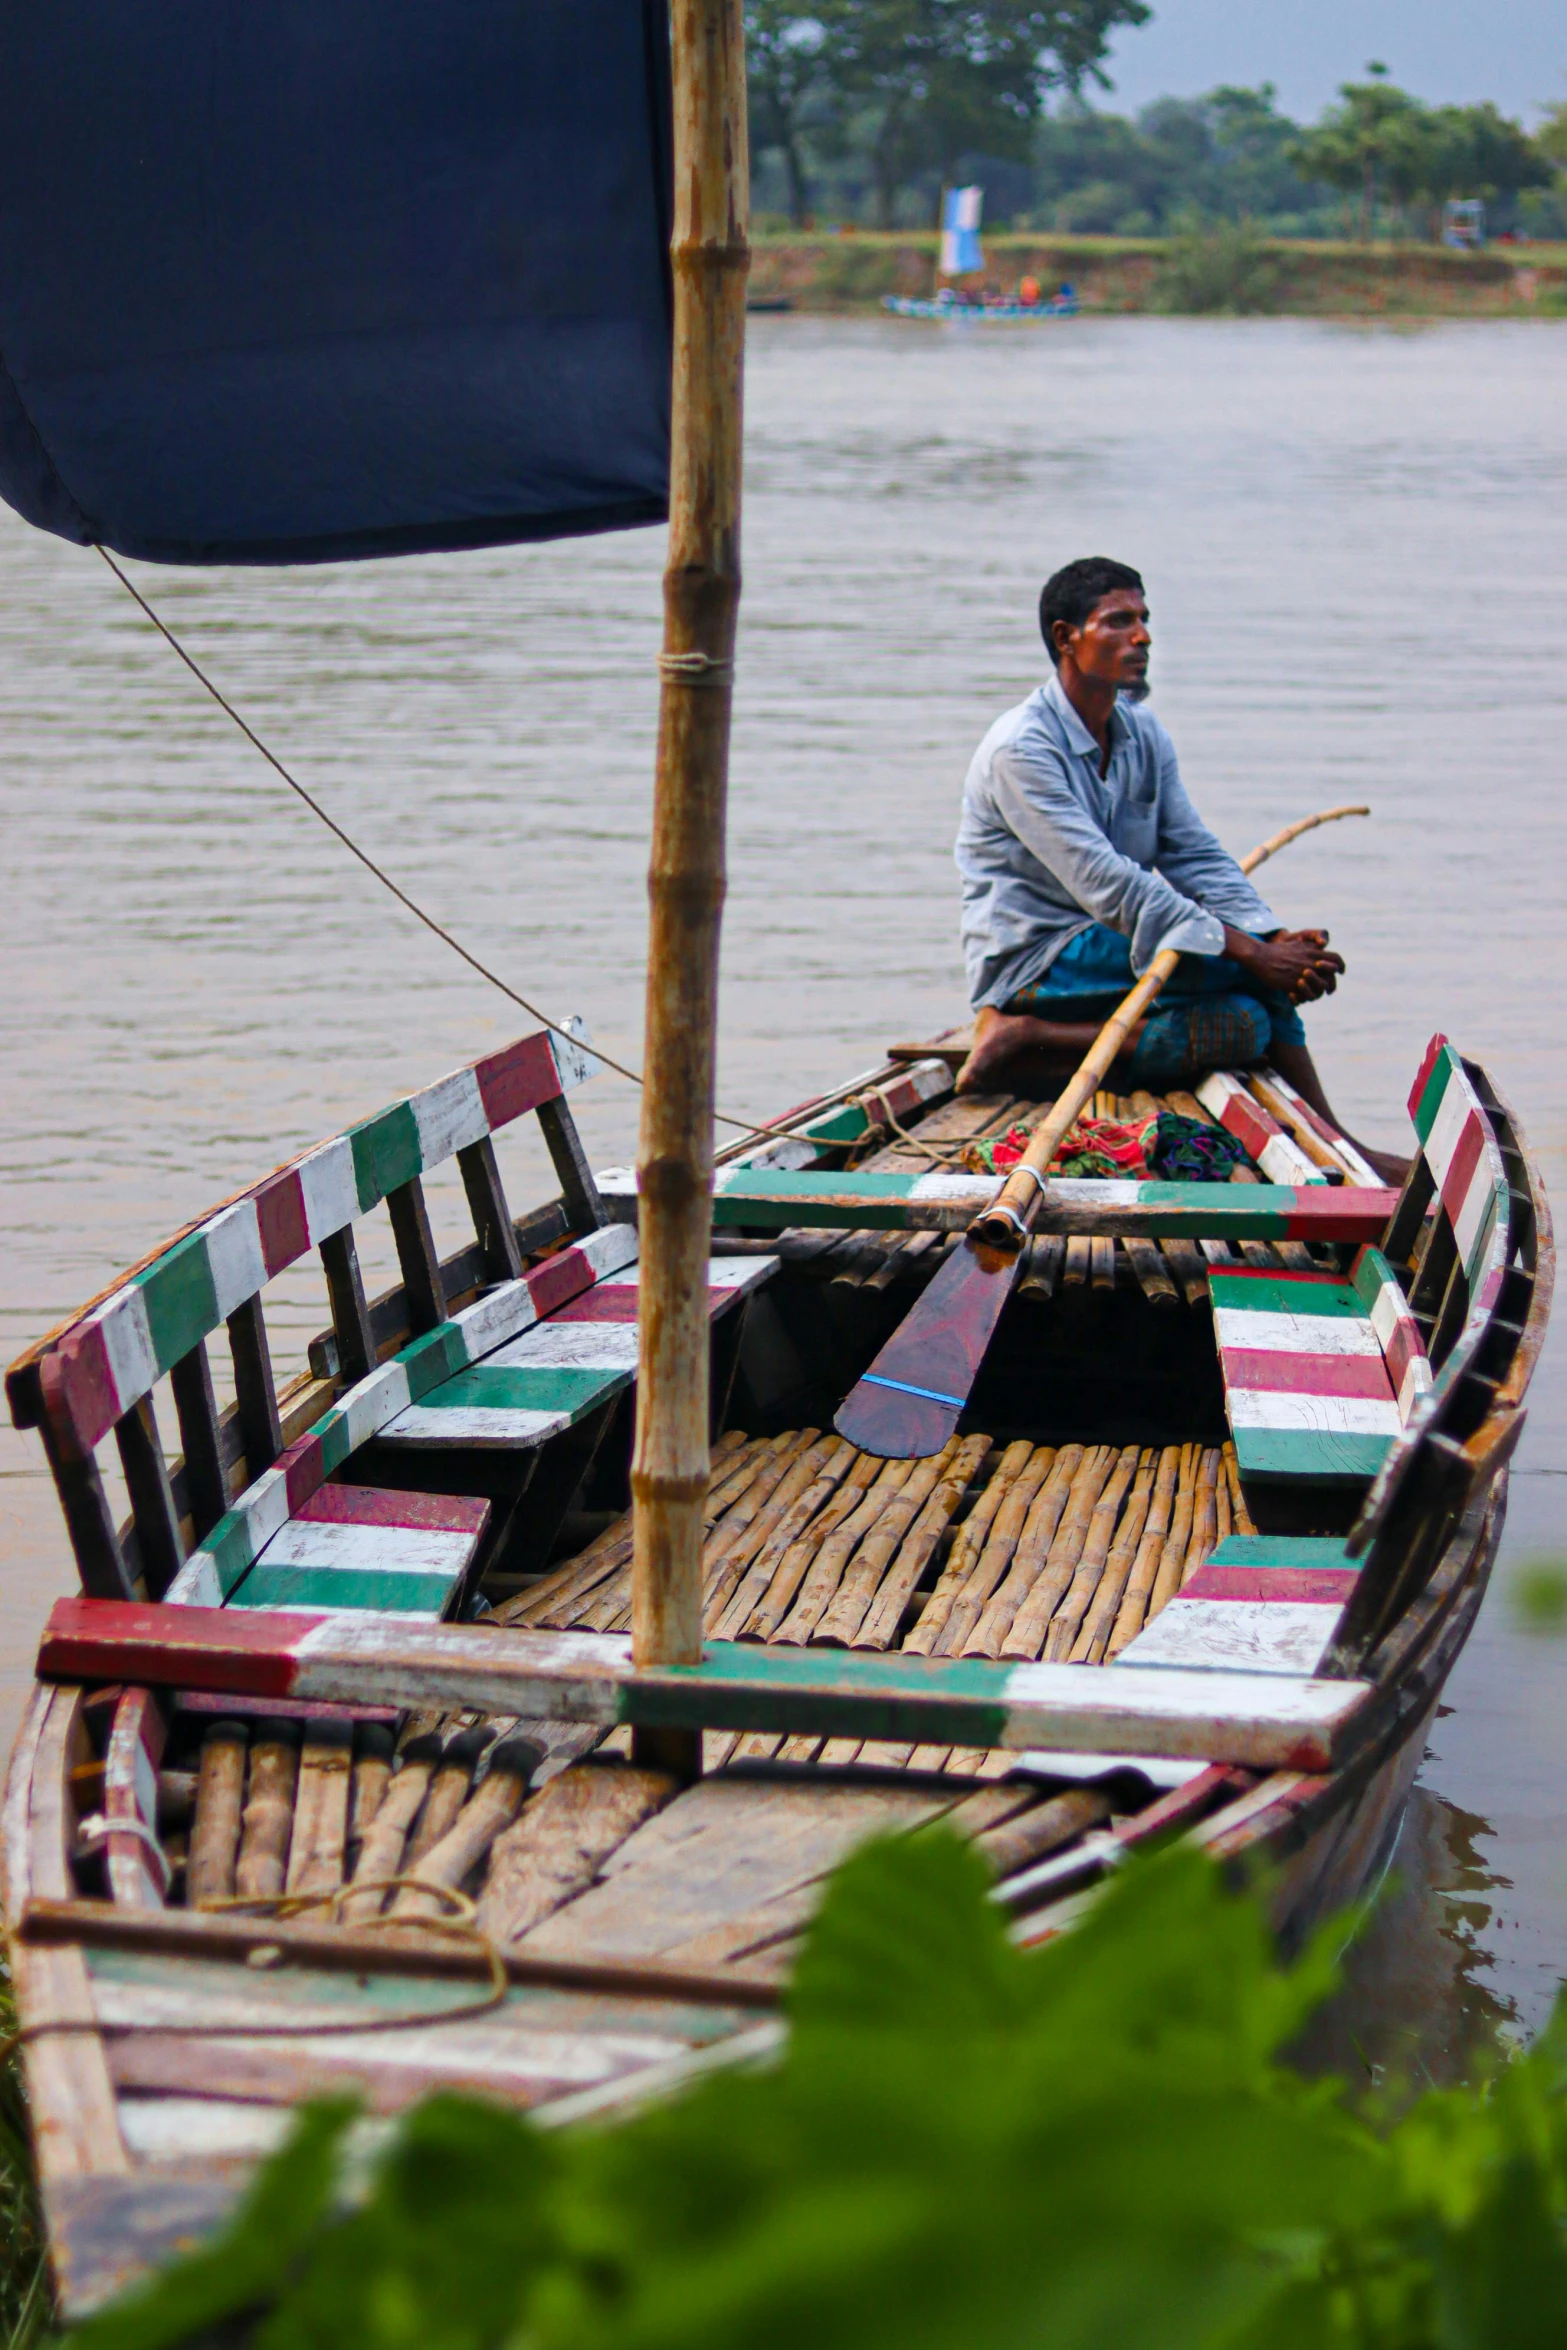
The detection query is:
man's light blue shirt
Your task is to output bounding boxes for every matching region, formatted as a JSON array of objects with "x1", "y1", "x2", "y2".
[{"x1": 955, "y1": 672, "x2": 1277, "y2": 1011}]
